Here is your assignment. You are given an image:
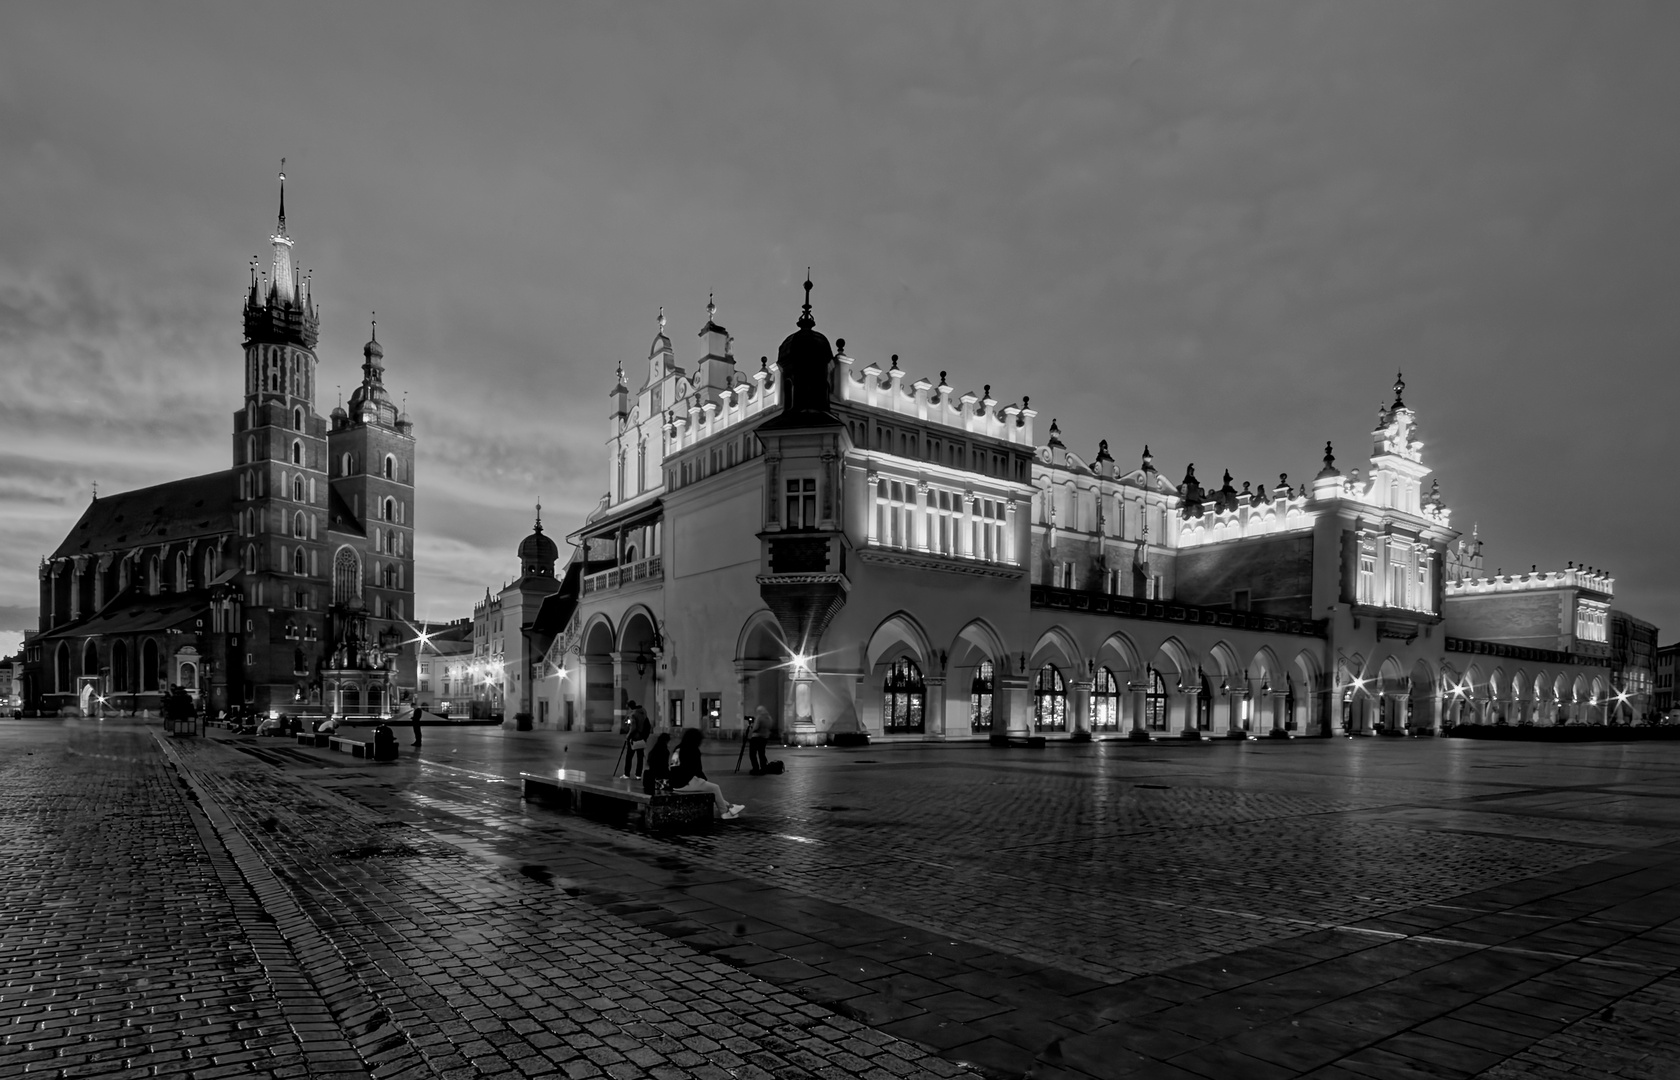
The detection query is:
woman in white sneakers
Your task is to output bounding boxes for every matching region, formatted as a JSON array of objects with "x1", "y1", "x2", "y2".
[{"x1": 669, "y1": 727, "x2": 744, "y2": 819}]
